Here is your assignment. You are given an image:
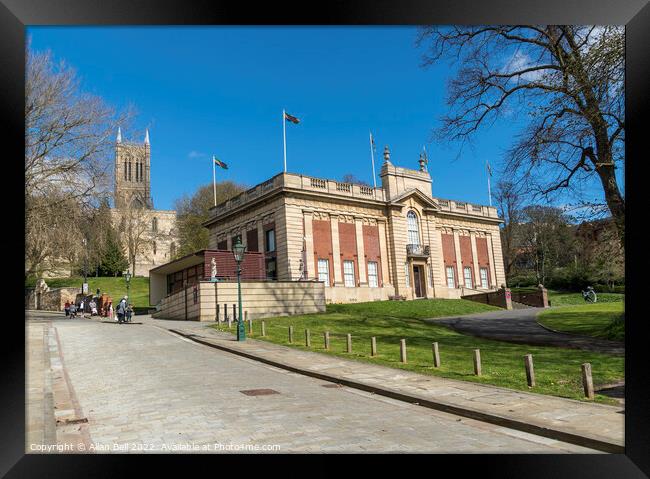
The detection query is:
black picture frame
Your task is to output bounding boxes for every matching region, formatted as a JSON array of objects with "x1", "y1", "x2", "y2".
[{"x1": 4, "y1": 0, "x2": 648, "y2": 476}]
